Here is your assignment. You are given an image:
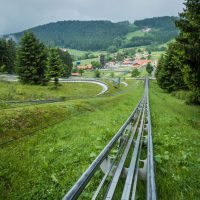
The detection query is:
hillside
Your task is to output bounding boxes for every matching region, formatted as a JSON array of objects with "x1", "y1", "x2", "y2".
[
  {"x1": 5, "y1": 16, "x2": 179, "y2": 51},
  {"x1": 6, "y1": 21, "x2": 129, "y2": 51},
  {"x1": 124, "y1": 16, "x2": 179, "y2": 48}
]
